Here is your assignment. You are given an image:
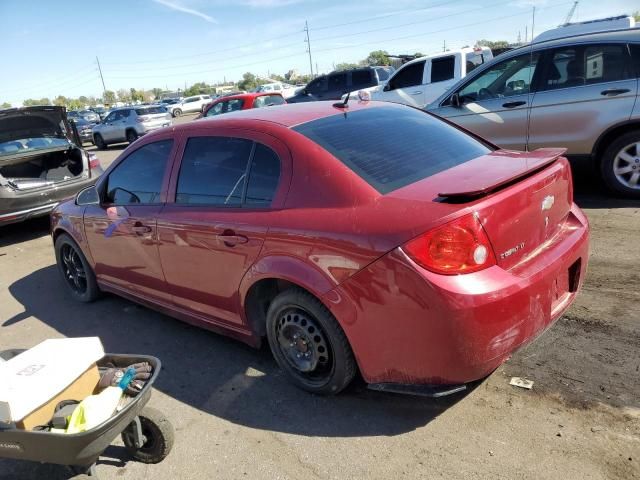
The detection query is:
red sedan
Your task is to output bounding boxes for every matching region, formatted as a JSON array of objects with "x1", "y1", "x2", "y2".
[
  {"x1": 196, "y1": 92, "x2": 286, "y2": 119},
  {"x1": 51, "y1": 101, "x2": 589, "y2": 396}
]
